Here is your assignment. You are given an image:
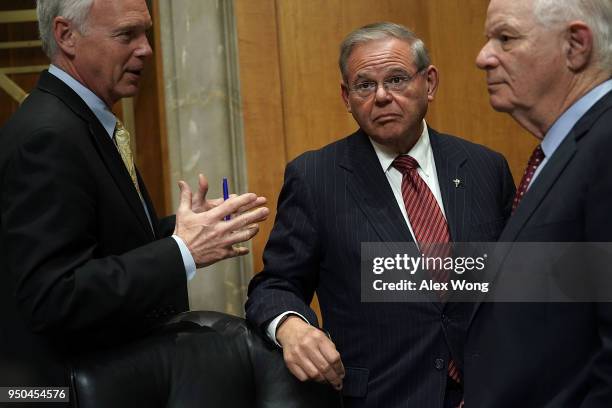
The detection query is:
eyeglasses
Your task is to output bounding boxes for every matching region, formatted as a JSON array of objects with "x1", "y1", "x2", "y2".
[{"x1": 348, "y1": 69, "x2": 425, "y2": 98}]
